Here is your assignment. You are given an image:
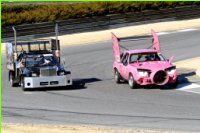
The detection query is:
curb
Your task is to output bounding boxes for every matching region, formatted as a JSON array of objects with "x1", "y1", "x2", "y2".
[
  {"x1": 196, "y1": 69, "x2": 200, "y2": 77},
  {"x1": 175, "y1": 57, "x2": 200, "y2": 77}
]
